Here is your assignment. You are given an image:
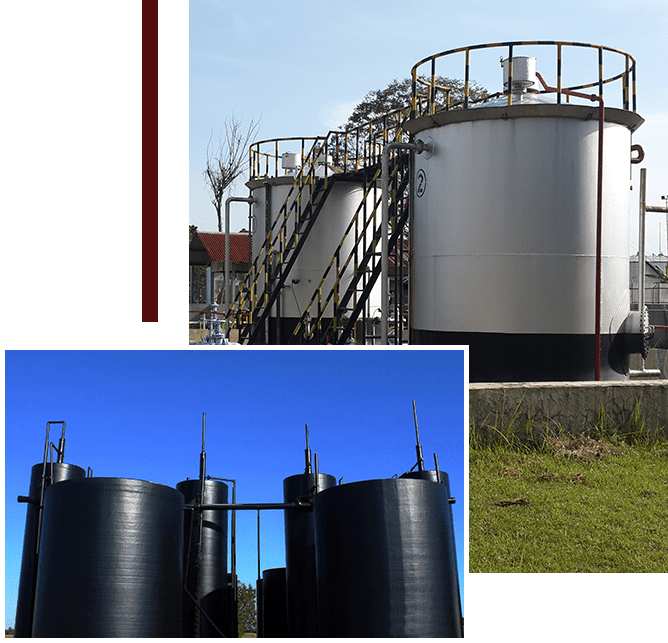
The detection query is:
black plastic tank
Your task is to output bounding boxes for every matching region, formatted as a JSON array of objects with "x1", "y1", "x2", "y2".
[
  {"x1": 260, "y1": 567, "x2": 288, "y2": 638},
  {"x1": 31, "y1": 477, "x2": 184, "y2": 637},
  {"x1": 177, "y1": 478, "x2": 230, "y2": 637},
  {"x1": 14, "y1": 462, "x2": 86, "y2": 638},
  {"x1": 283, "y1": 472, "x2": 336, "y2": 637},
  {"x1": 401, "y1": 469, "x2": 462, "y2": 626},
  {"x1": 313, "y1": 477, "x2": 463, "y2": 637}
]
